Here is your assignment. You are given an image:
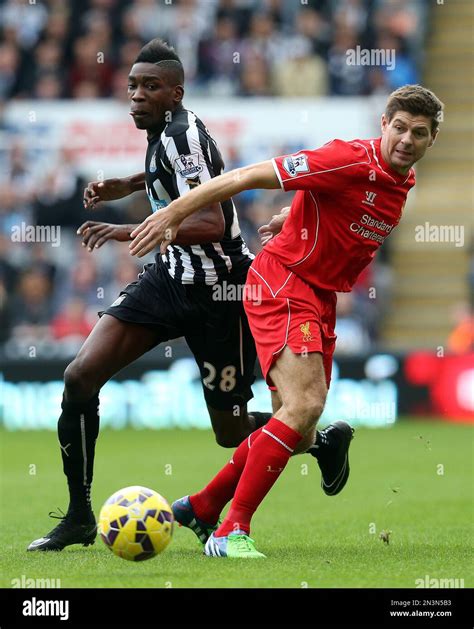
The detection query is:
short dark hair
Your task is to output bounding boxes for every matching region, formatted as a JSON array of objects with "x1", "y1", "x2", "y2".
[
  {"x1": 385, "y1": 85, "x2": 444, "y2": 133},
  {"x1": 134, "y1": 38, "x2": 184, "y2": 85}
]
